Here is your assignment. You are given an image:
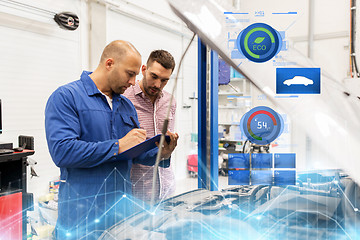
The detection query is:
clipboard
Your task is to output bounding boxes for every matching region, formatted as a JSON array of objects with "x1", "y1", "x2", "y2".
[{"x1": 116, "y1": 134, "x2": 170, "y2": 160}]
